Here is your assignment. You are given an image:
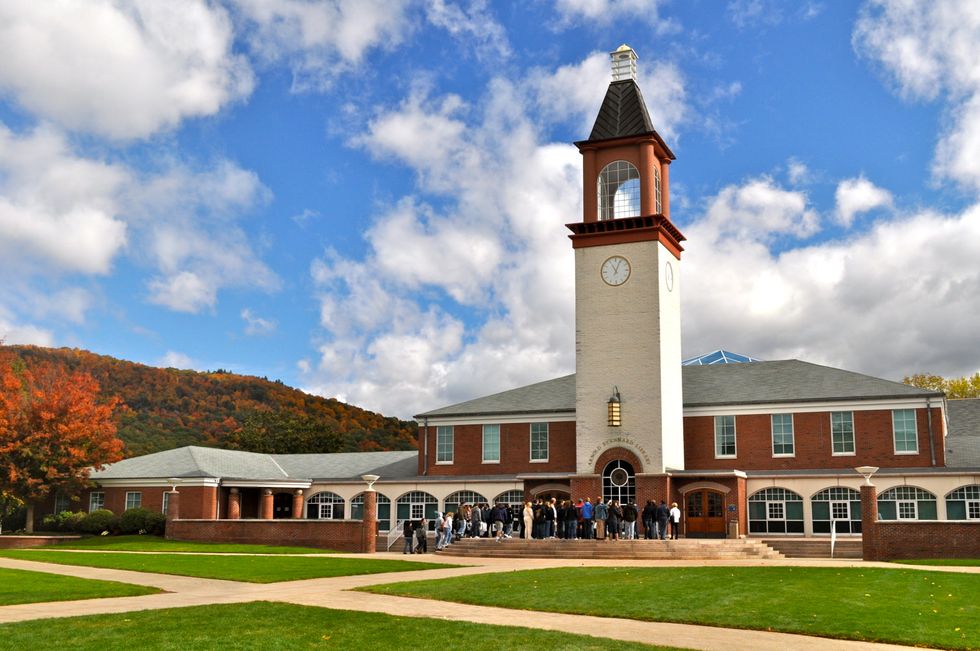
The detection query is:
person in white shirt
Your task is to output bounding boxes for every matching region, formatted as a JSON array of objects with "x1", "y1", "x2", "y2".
[{"x1": 669, "y1": 502, "x2": 681, "y2": 539}]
